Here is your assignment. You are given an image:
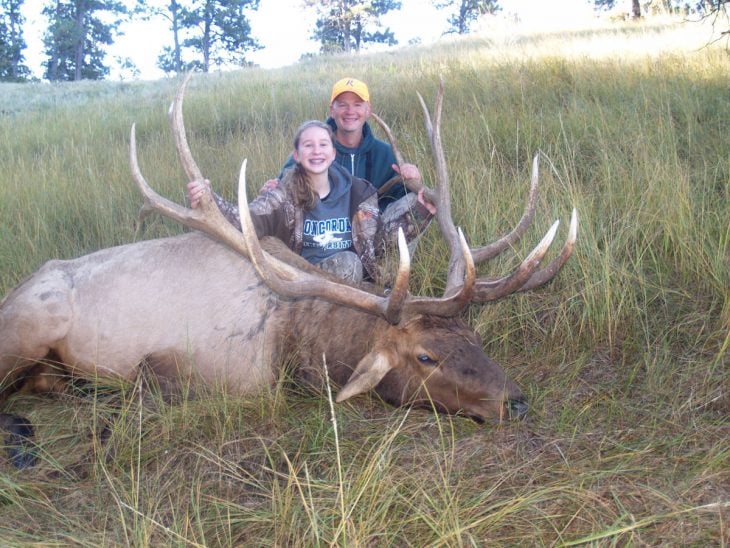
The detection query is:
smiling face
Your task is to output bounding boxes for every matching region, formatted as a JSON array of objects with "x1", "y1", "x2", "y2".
[
  {"x1": 292, "y1": 125, "x2": 337, "y2": 176},
  {"x1": 329, "y1": 91, "x2": 372, "y2": 138}
]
